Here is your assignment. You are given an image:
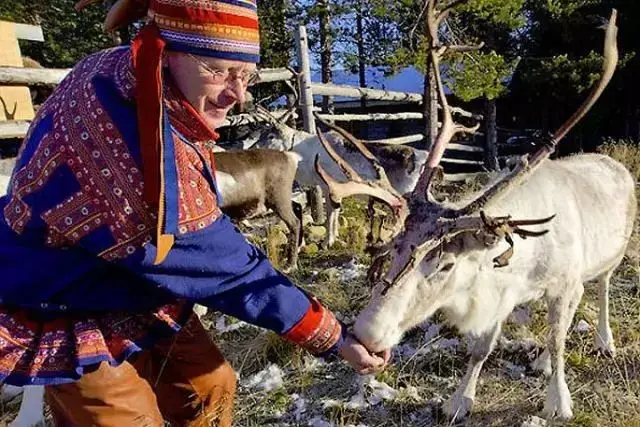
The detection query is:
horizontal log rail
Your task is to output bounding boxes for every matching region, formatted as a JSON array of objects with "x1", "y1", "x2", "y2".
[
  {"x1": 0, "y1": 66, "x2": 295, "y2": 87},
  {"x1": 0, "y1": 121, "x2": 30, "y2": 139}
]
